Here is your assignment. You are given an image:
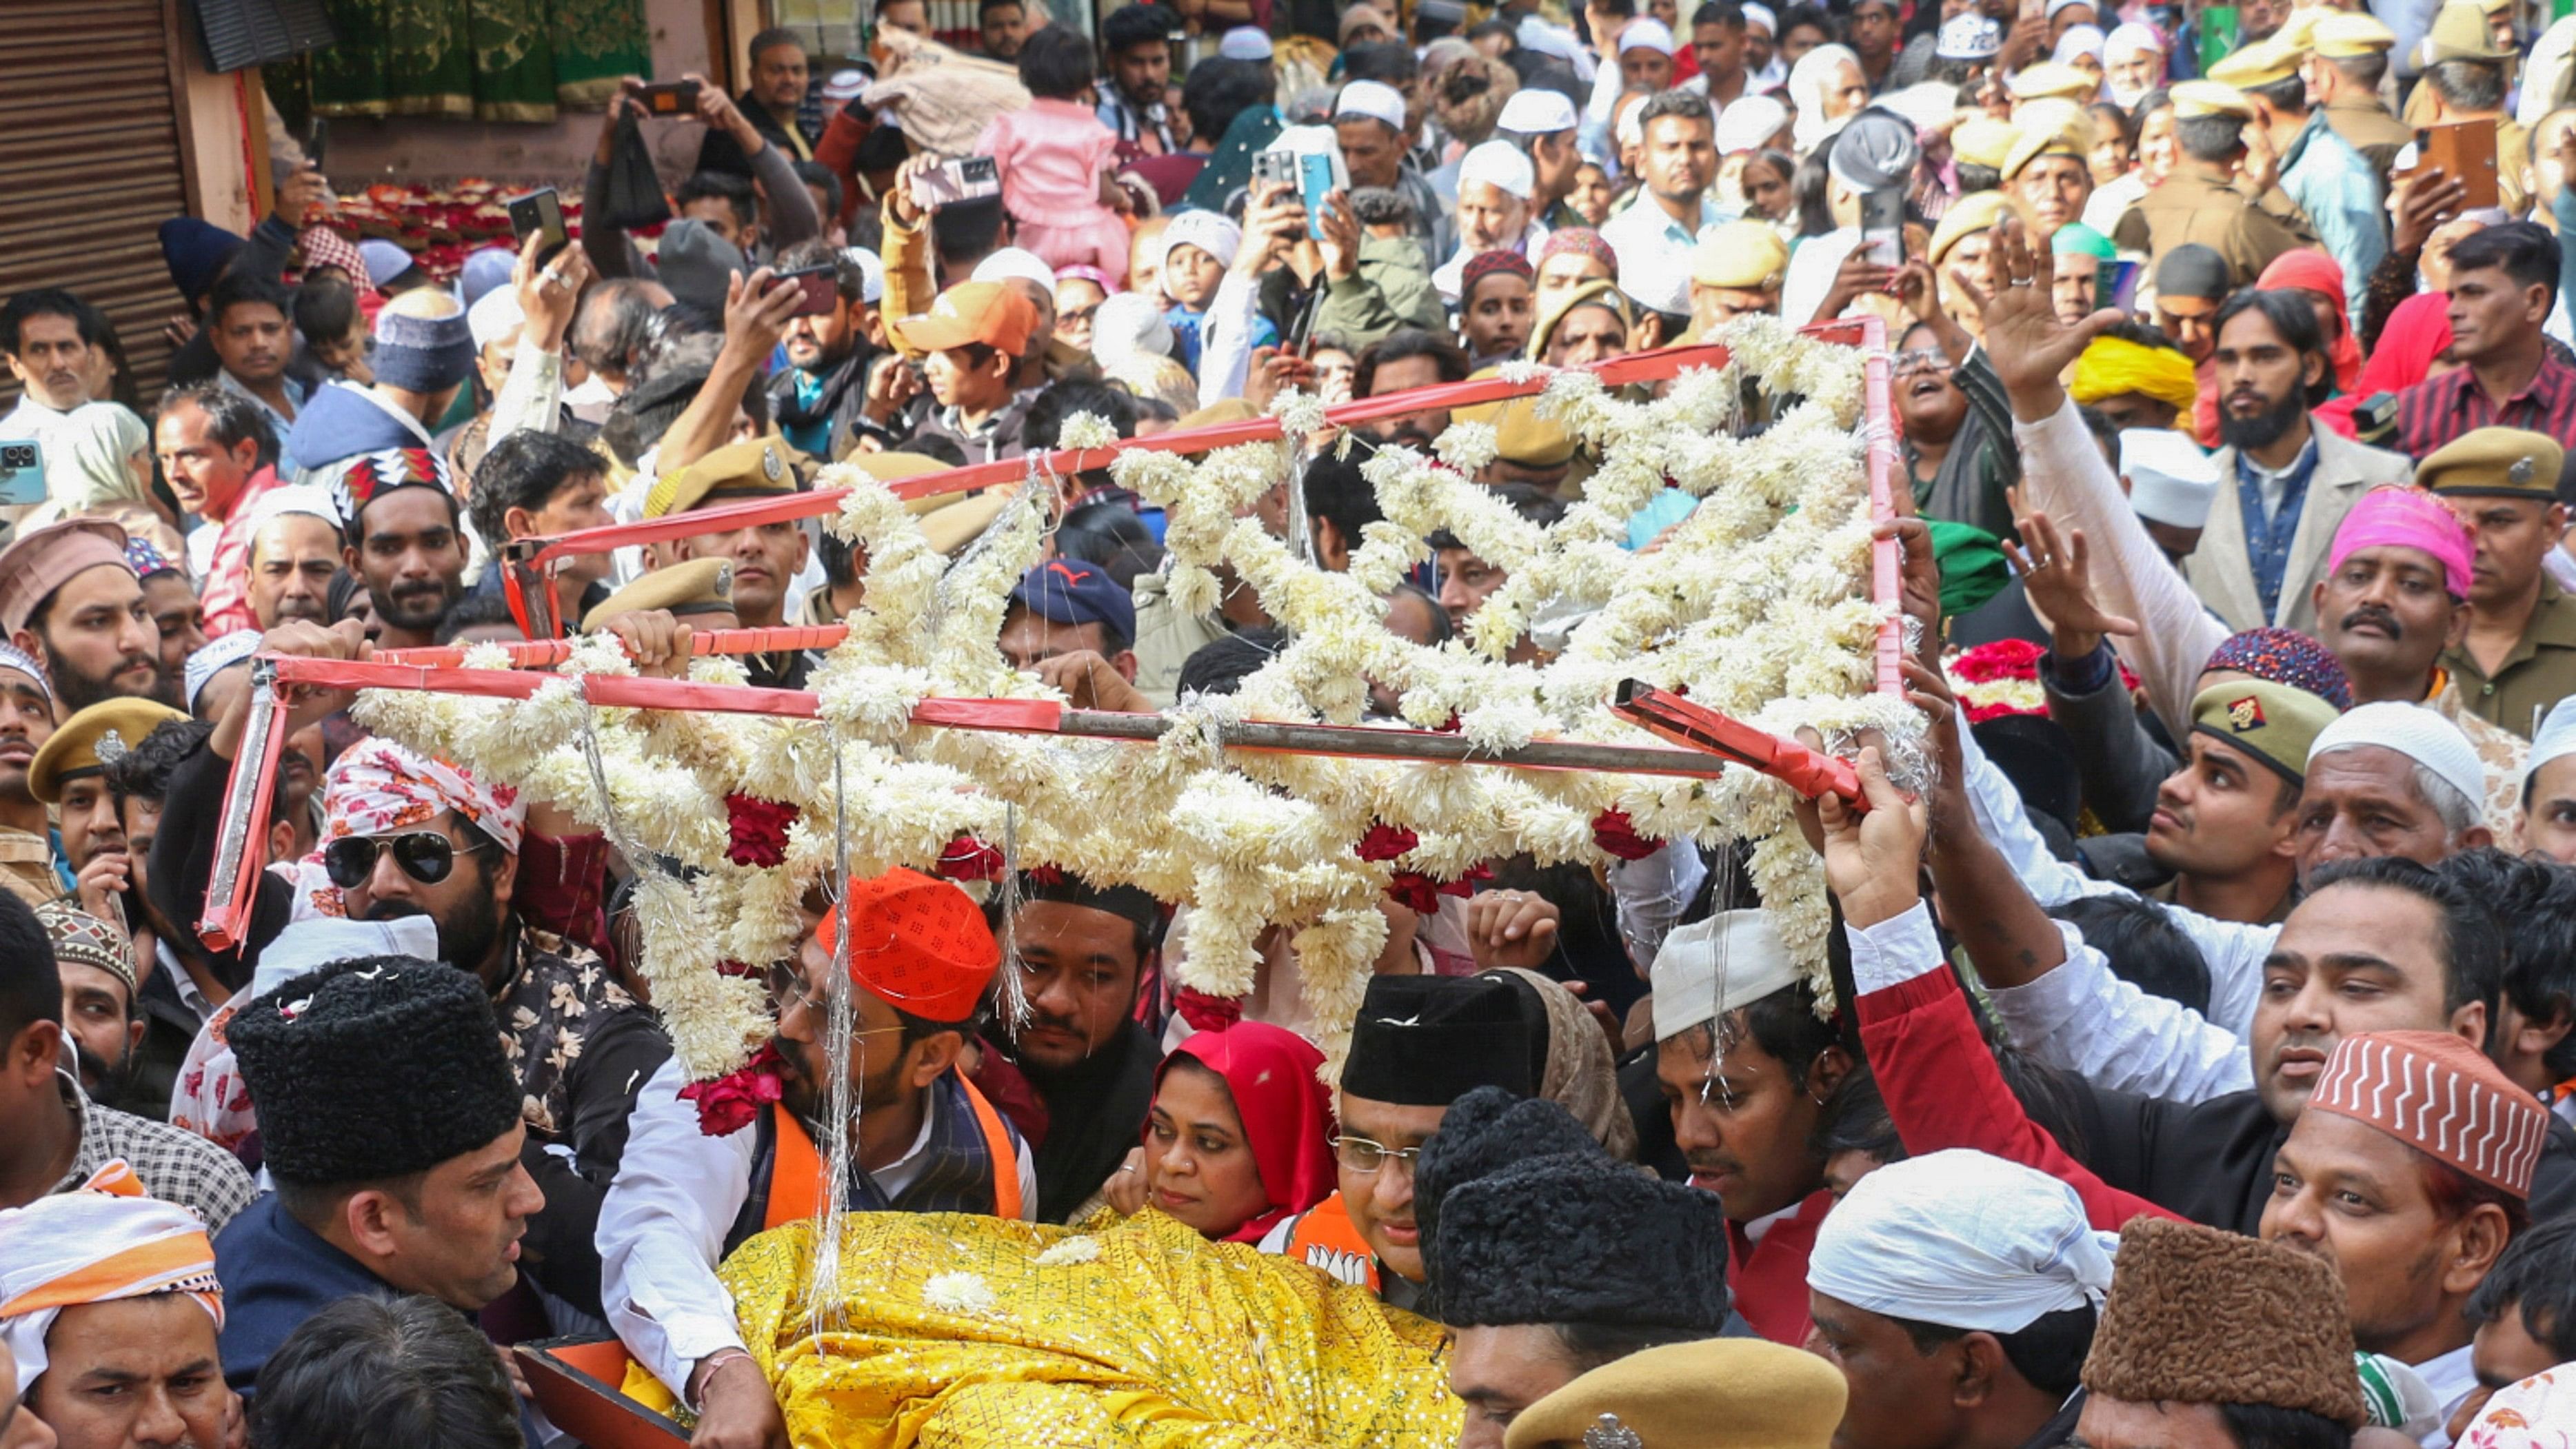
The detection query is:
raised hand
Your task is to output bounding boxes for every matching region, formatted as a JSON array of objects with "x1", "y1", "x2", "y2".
[
  {"x1": 1950, "y1": 216, "x2": 2121, "y2": 420},
  {"x1": 1814, "y1": 743, "x2": 1928, "y2": 929},
  {"x1": 2003, "y1": 509, "x2": 2138, "y2": 662}
]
